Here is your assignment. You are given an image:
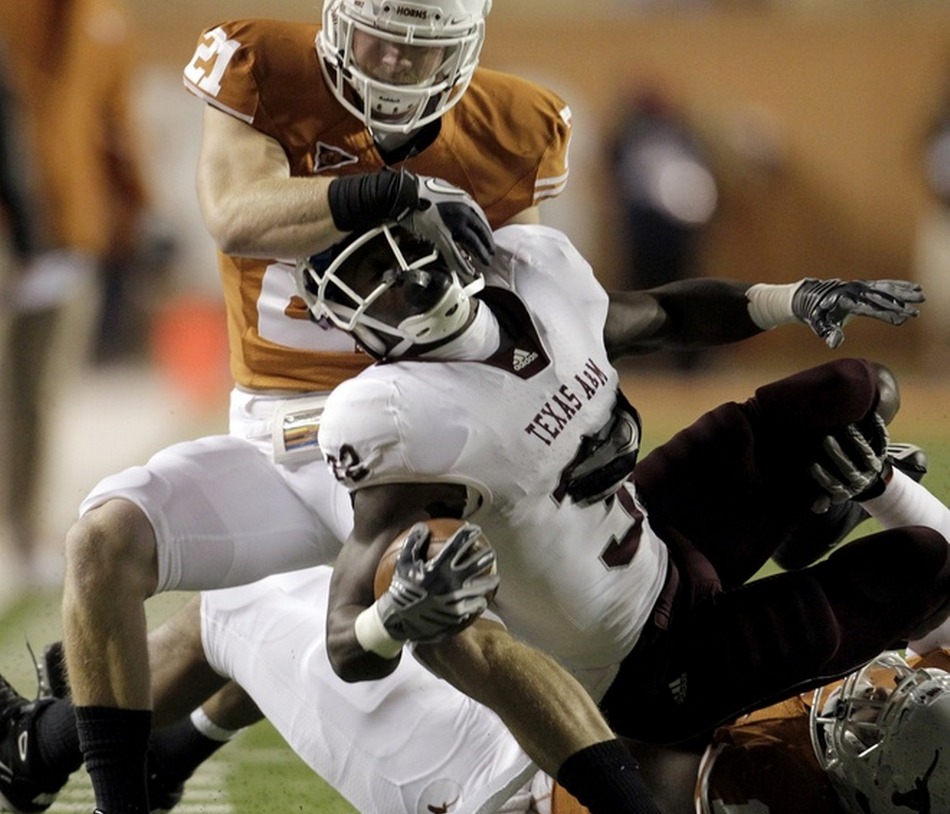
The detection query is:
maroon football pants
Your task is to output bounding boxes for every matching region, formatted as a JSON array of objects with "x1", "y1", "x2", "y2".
[{"x1": 600, "y1": 358, "x2": 950, "y2": 744}]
